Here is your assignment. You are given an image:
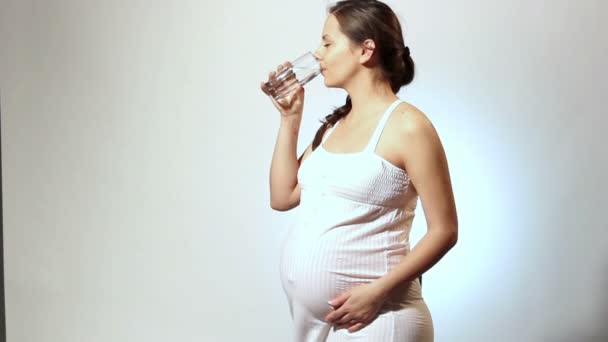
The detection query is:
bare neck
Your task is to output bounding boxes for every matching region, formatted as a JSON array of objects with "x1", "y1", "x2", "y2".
[{"x1": 342, "y1": 73, "x2": 399, "y2": 125}]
